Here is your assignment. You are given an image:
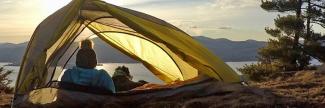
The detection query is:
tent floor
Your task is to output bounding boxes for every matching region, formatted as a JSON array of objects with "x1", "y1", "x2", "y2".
[{"x1": 13, "y1": 77, "x2": 318, "y2": 108}]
